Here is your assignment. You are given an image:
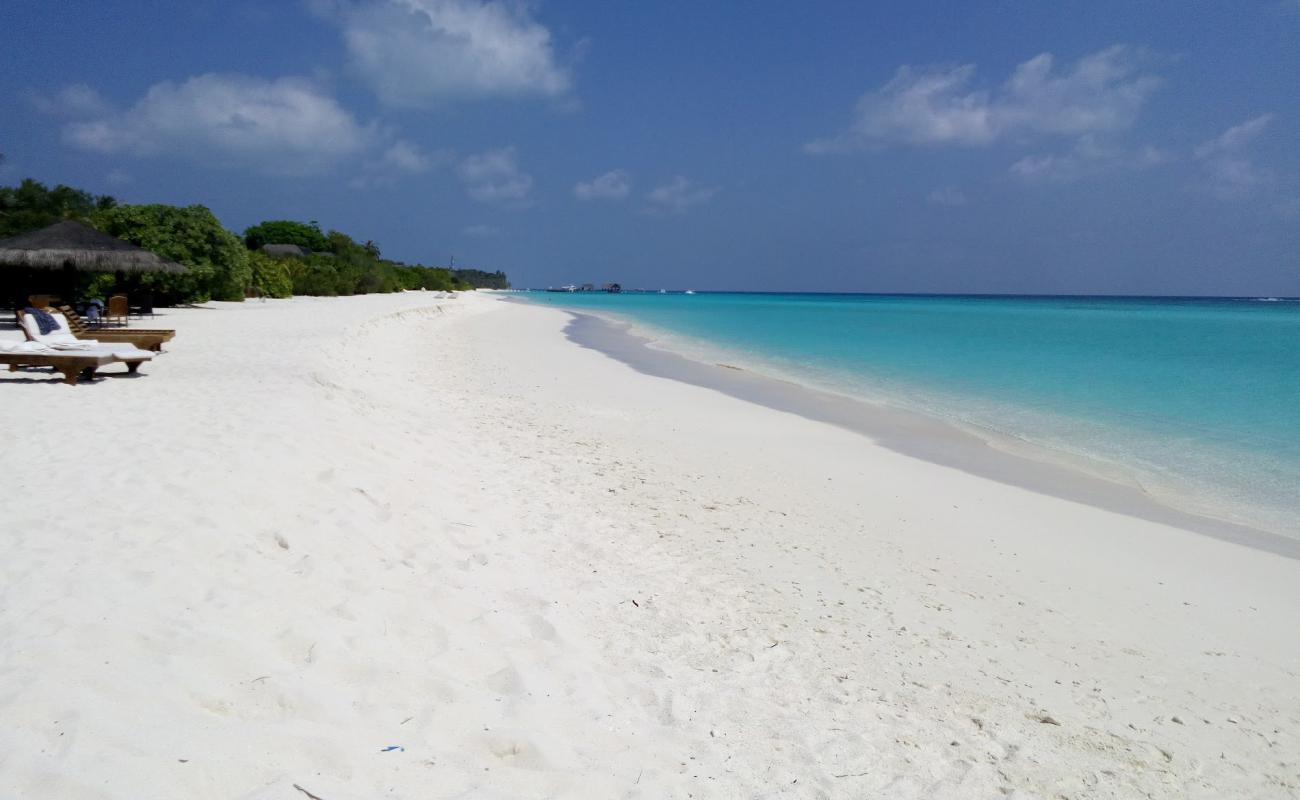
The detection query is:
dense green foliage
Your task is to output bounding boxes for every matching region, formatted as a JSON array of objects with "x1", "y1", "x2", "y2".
[
  {"x1": 276, "y1": 230, "x2": 470, "y2": 295},
  {"x1": 451, "y1": 268, "x2": 509, "y2": 289},
  {"x1": 397, "y1": 264, "x2": 462, "y2": 291},
  {"x1": 243, "y1": 219, "x2": 330, "y2": 253},
  {"x1": 1, "y1": 178, "x2": 507, "y2": 305},
  {"x1": 94, "y1": 204, "x2": 251, "y2": 303},
  {"x1": 247, "y1": 251, "x2": 294, "y2": 298},
  {"x1": 0, "y1": 178, "x2": 116, "y2": 238}
]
